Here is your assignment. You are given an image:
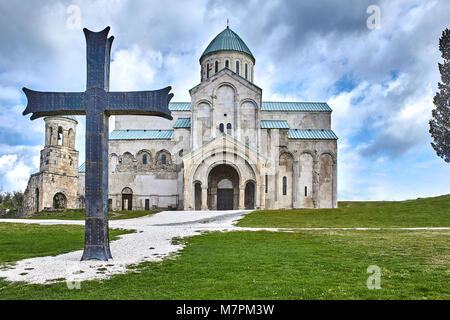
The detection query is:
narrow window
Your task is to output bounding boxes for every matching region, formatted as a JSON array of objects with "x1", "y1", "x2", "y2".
[
  {"x1": 215, "y1": 61, "x2": 218, "y2": 73},
  {"x1": 305, "y1": 186, "x2": 308, "y2": 197},
  {"x1": 225, "y1": 60, "x2": 229, "y2": 68},
  {"x1": 57, "y1": 127, "x2": 63, "y2": 146},
  {"x1": 283, "y1": 176, "x2": 287, "y2": 195},
  {"x1": 265, "y1": 175, "x2": 268, "y2": 193},
  {"x1": 206, "y1": 63, "x2": 210, "y2": 78},
  {"x1": 245, "y1": 63, "x2": 248, "y2": 79},
  {"x1": 236, "y1": 61, "x2": 239, "y2": 74},
  {"x1": 48, "y1": 128, "x2": 53, "y2": 145},
  {"x1": 226, "y1": 123, "x2": 232, "y2": 135},
  {"x1": 161, "y1": 154, "x2": 167, "y2": 165},
  {"x1": 142, "y1": 154, "x2": 147, "y2": 165},
  {"x1": 219, "y1": 123, "x2": 224, "y2": 133}
]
